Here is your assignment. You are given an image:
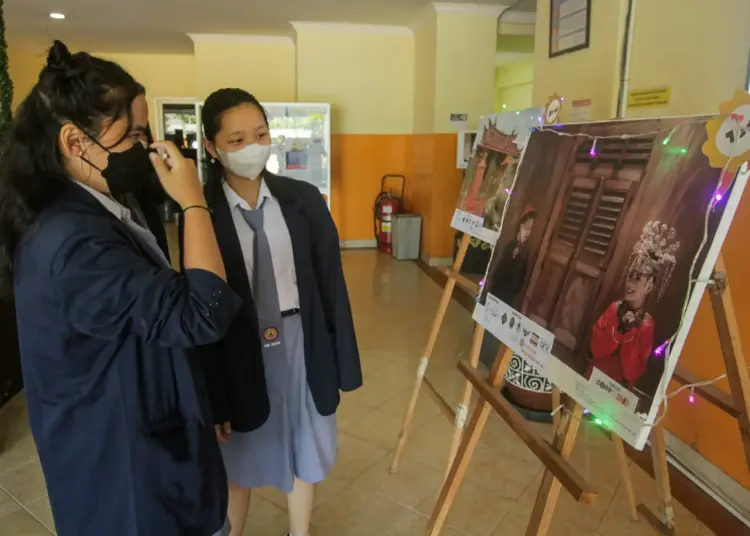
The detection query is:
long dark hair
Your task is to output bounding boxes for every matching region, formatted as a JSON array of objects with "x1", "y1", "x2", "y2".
[
  {"x1": 0, "y1": 40, "x2": 144, "y2": 299},
  {"x1": 200, "y1": 88, "x2": 268, "y2": 185}
]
